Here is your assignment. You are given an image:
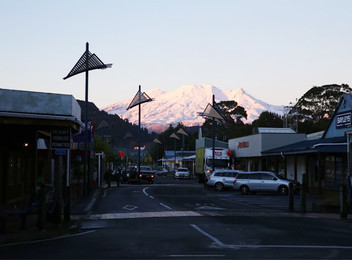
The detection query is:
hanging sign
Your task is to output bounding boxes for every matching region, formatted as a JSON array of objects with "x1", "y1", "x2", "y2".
[{"x1": 51, "y1": 128, "x2": 71, "y2": 149}]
